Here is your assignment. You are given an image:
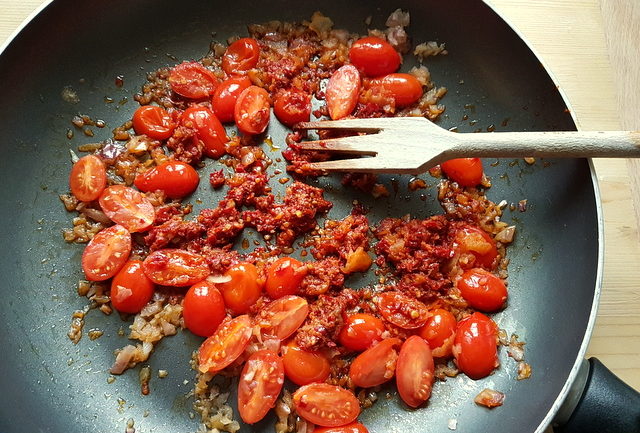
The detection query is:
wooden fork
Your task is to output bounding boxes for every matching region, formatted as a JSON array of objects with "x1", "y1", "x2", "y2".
[{"x1": 295, "y1": 117, "x2": 640, "y2": 174}]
